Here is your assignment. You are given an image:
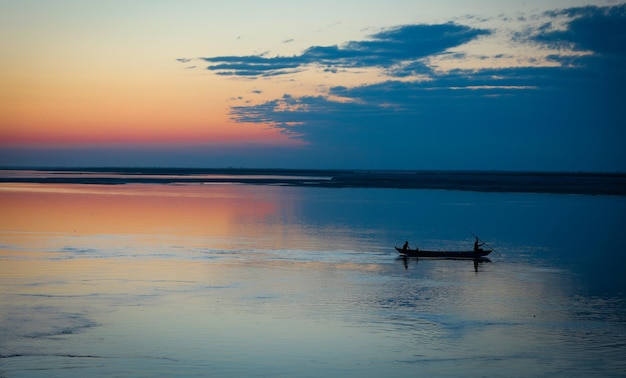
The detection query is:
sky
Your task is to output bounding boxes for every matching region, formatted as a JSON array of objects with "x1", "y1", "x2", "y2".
[{"x1": 1, "y1": 0, "x2": 625, "y2": 171}]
